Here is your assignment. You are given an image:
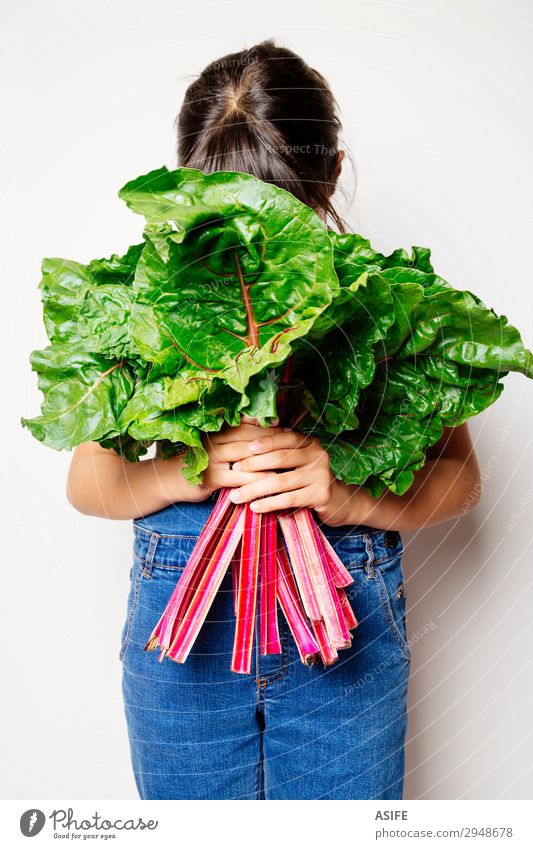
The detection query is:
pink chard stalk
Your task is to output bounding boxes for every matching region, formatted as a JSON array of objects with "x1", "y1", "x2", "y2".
[
  {"x1": 165, "y1": 502, "x2": 246, "y2": 663},
  {"x1": 231, "y1": 505, "x2": 262, "y2": 674},
  {"x1": 145, "y1": 487, "x2": 359, "y2": 673},
  {"x1": 145, "y1": 374, "x2": 360, "y2": 673},
  {"x1": 259, "y1": 511, "x2": 282, "y2": 656}
]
